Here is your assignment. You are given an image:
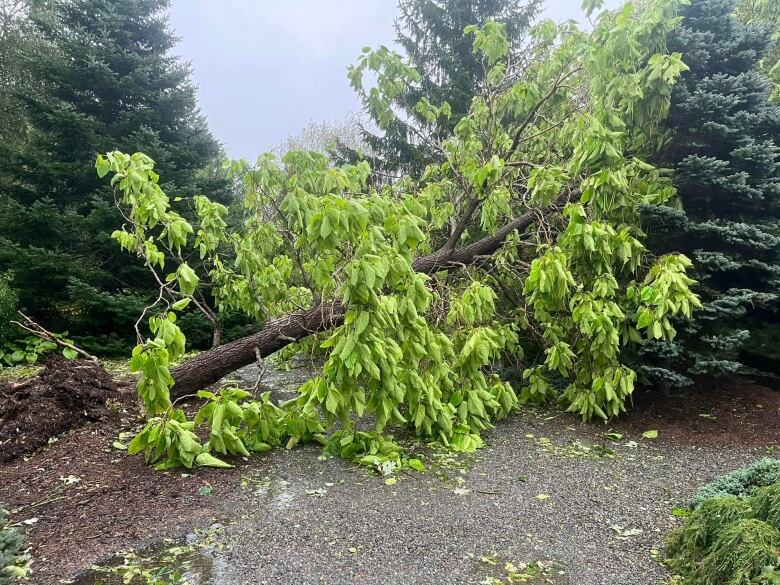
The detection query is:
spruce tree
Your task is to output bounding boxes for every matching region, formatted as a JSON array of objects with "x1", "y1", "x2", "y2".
[
  {"x1": 349, "y1": 0, "x2": 542, "y2": 177},
  {"x1": 0, "y1": 0, "x2": 226, "y2": 353},
  {"x1": 640, "y1": 0, "x2": 780, "y2": 387},
  {"x1": 737, "y1": 0, "x2": 780, "y2": 102}
]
